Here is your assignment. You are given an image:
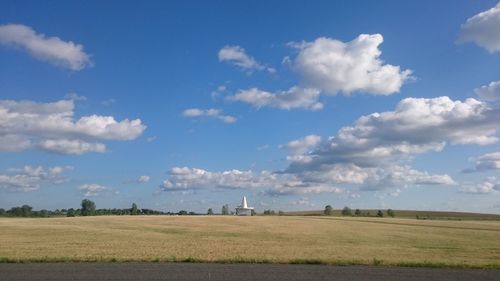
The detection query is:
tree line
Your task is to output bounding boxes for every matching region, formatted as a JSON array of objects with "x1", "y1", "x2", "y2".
[
  {"x1": 324, "y1": 205, "x2": 395, "y2": 217},
  {"x1": 0, "y1": 200, "x2": 177, "y2": 218}
]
